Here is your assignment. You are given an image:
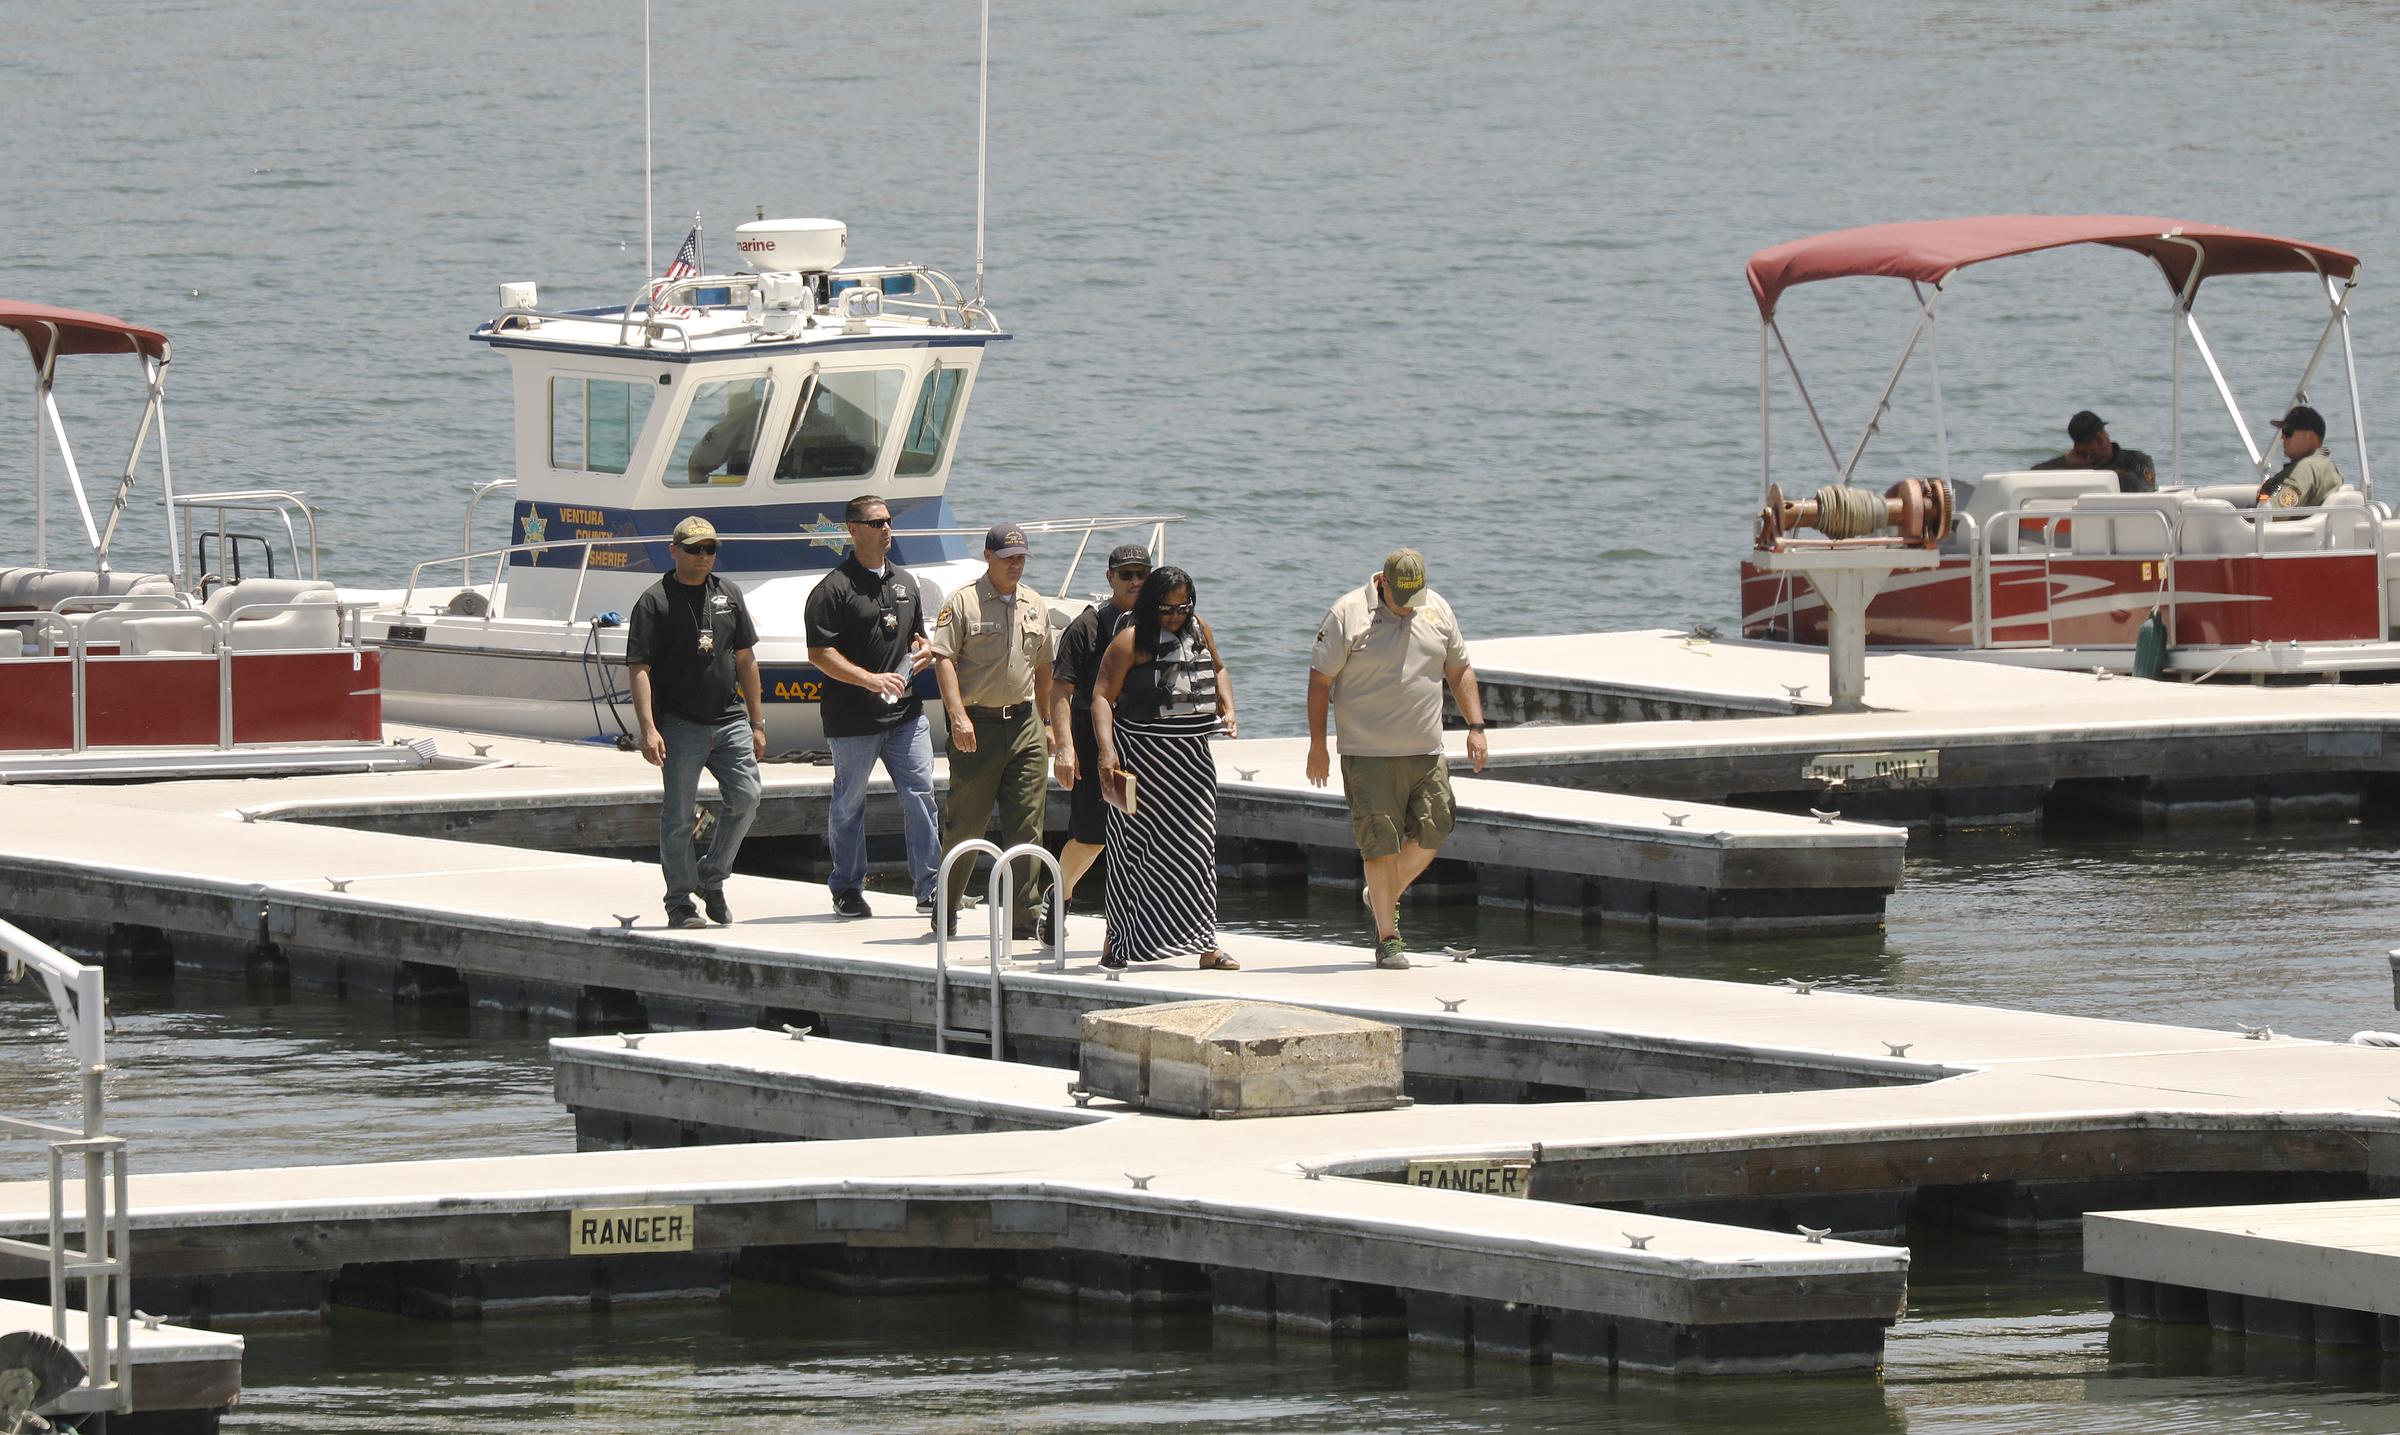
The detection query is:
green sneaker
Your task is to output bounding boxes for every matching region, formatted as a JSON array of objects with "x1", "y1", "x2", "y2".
[{"x1": 1374, "y1": 936, "x2": 1410, "y2": 970}]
